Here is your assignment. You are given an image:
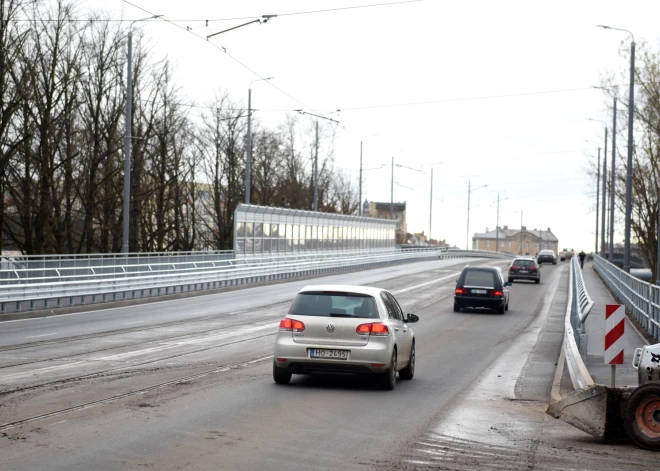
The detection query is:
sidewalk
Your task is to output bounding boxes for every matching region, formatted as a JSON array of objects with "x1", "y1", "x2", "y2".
[{"x1": 581, "y1": 261, "x2": 649, "y2": 387}]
